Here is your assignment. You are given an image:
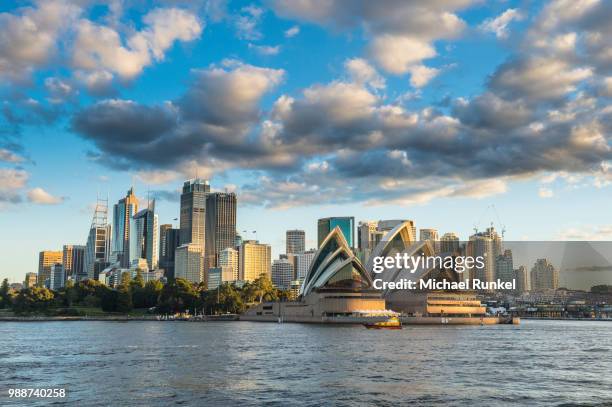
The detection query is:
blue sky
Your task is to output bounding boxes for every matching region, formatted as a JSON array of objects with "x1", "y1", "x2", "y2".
[{"x1": 1, "y1": 0, "x2": 612, "y2": 283}]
